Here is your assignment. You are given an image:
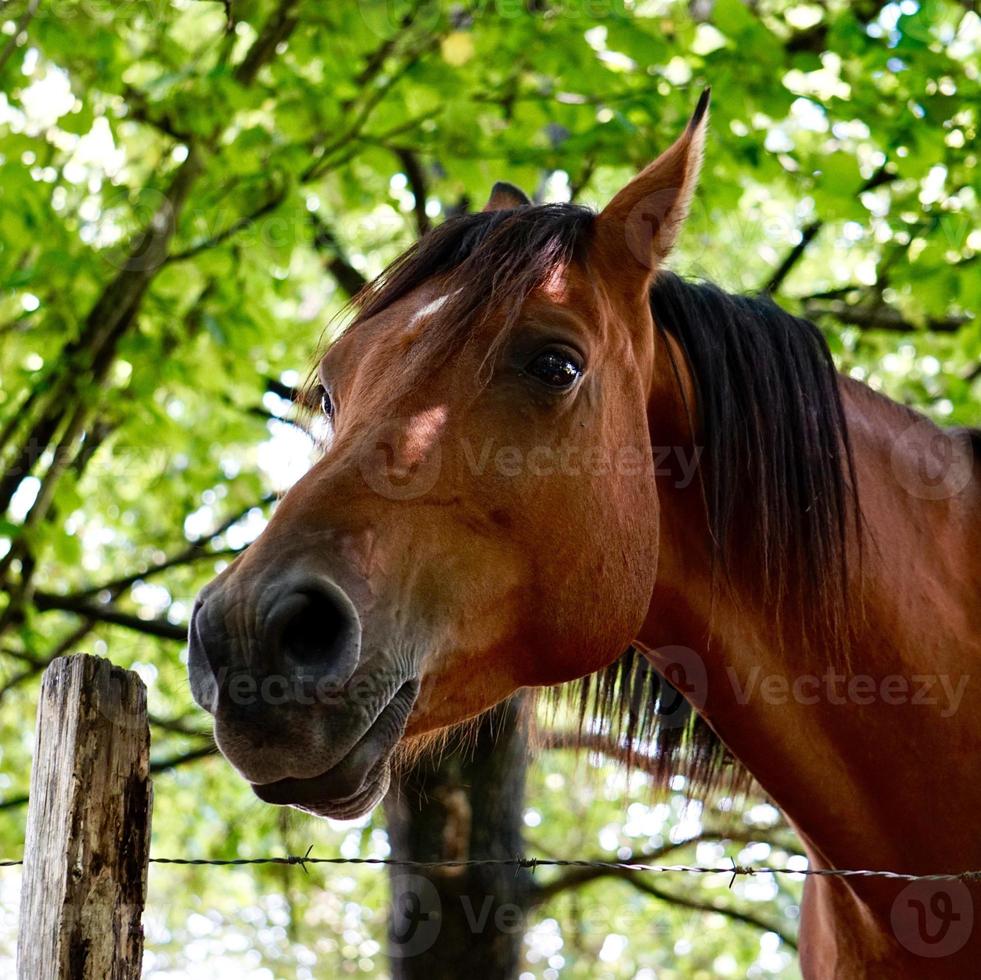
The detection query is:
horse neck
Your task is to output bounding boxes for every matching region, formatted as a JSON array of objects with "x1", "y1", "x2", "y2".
[{"x1": 639, "y1": 358, "x2": 981, "y2": 876}]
